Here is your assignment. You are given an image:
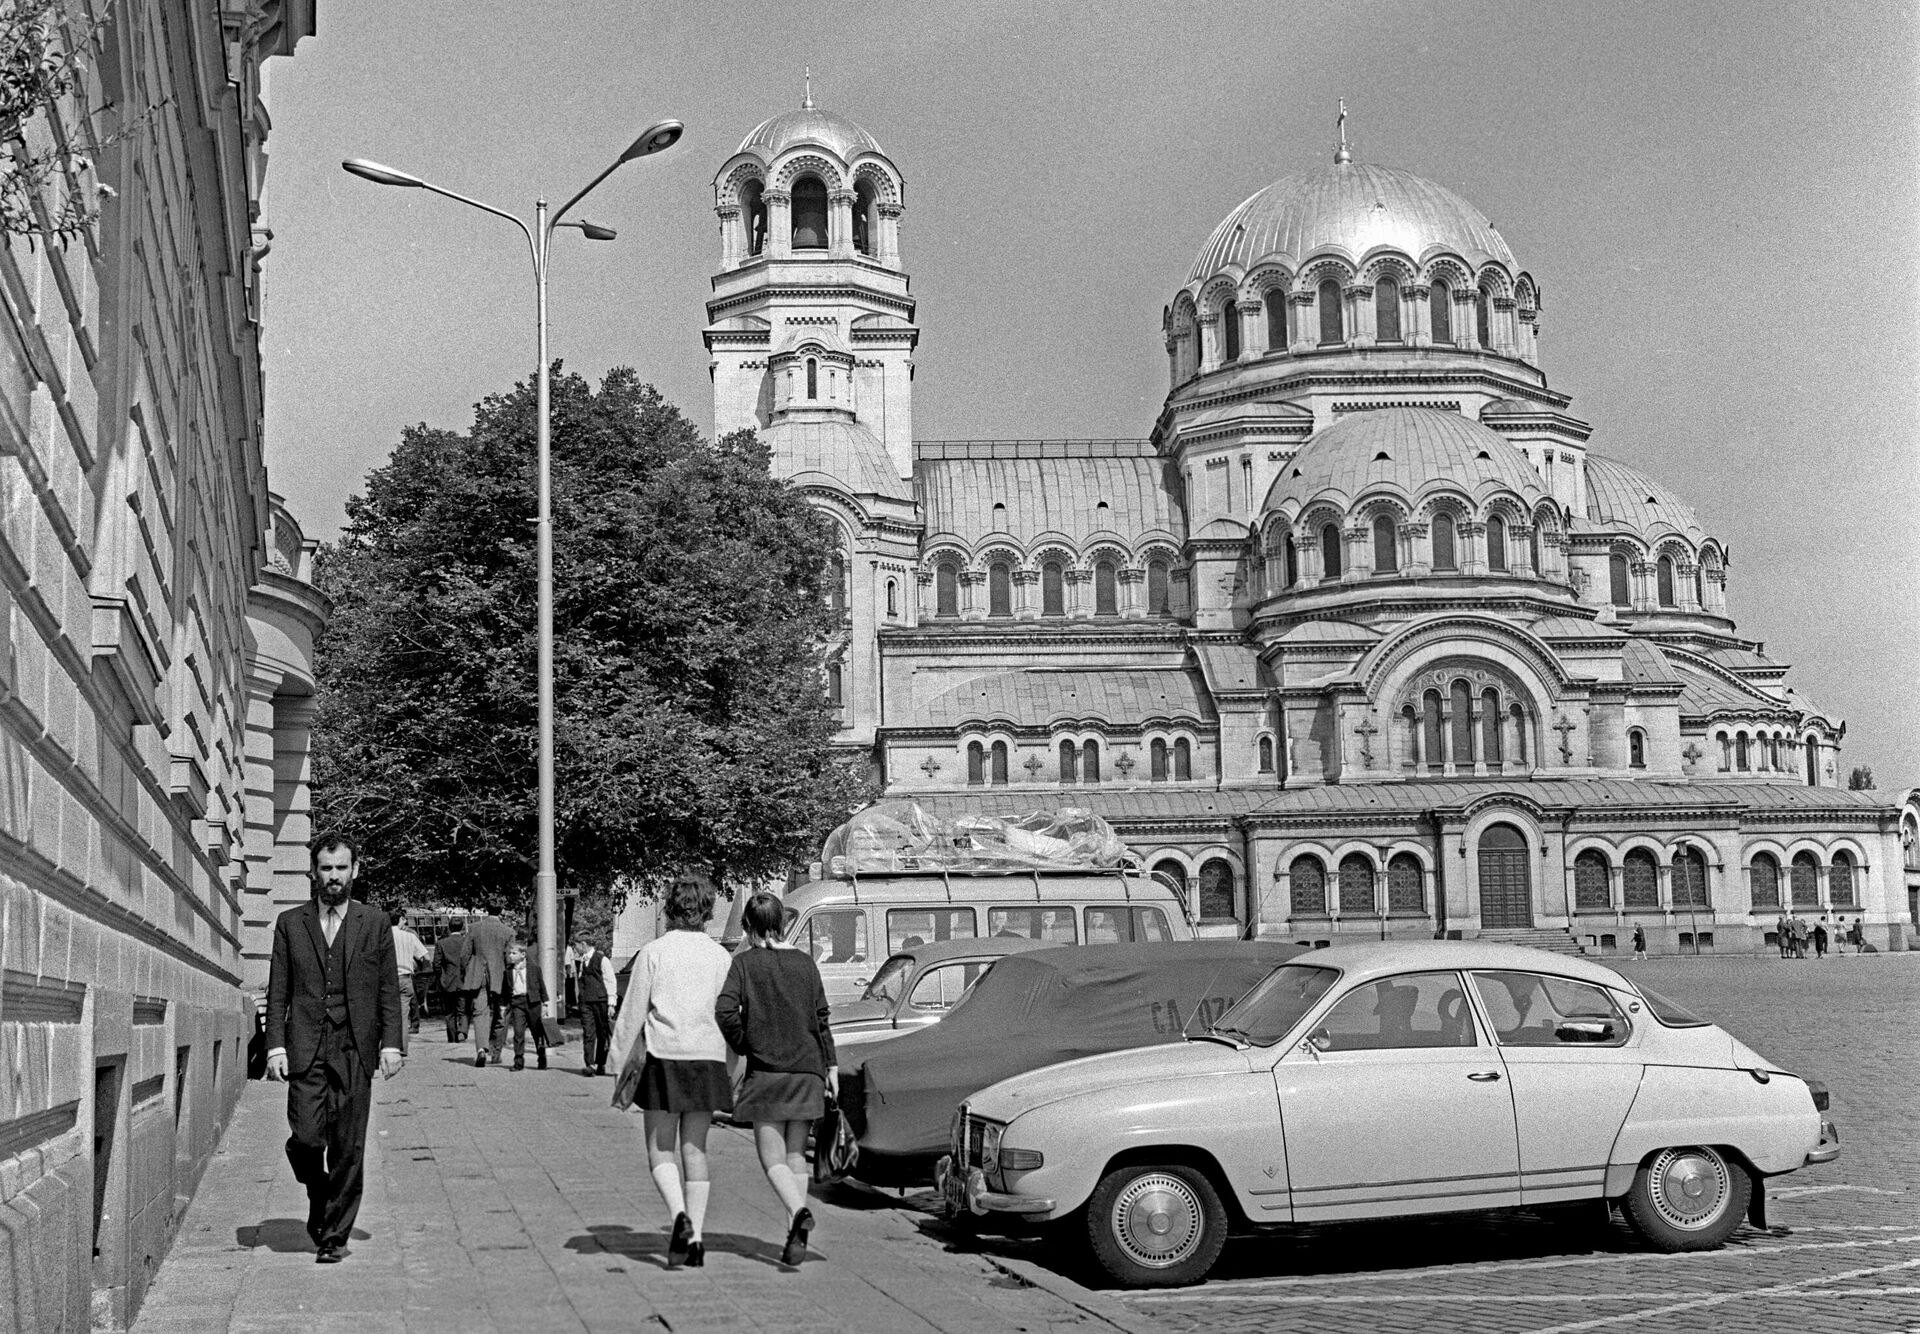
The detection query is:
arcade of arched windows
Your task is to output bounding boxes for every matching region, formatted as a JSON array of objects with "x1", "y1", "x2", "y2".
[
  {"x1": 1568, "y1": 839, "x2": 1867, "y2": 916},
  {"x1": 715, "y1": 159, "x2": 905, "y2": 267},
  {"x1": 922, "y1": 545, "x2": 1181, "y2": 620},
  {"x1": 1710, "y1": 723, "x2": 1834, "y2": 787},
  {"x1": 1279, "y1": 847, "x2": 1432, "y2": 920},
  {"x1": 1253, "y1": 492, "x2": 1567, "y2": 597},
  {"x1": 956, "y1": 729, "x2": 1210, "y2": 790},
  {"x1": 1393, "y1": 670, "x2": 1536, "y2": 776},
  {"x1": 1590, "y1": 540, "x2": 1728, "y2": 617}
]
